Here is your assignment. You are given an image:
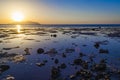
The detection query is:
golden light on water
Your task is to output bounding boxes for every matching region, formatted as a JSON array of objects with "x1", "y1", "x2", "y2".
[{"x1": 16, "y1": 25, "x2": 21, "y2": 33}]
